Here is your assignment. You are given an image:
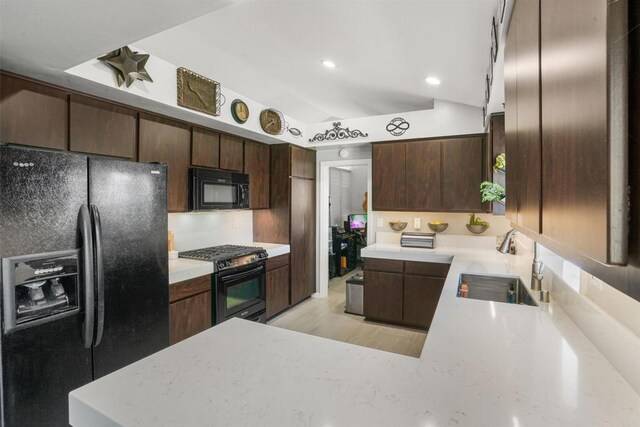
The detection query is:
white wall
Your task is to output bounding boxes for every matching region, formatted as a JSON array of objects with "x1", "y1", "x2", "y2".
[
  {"x1": 66, "y1": 46, "x2": 308, "y2": 147},
  {"x1": 308, "y1": 99, "x2": 483, "y2": 148},
  {"x1": 168, "y1": 211, "x2": 253, "y2": 252}
]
